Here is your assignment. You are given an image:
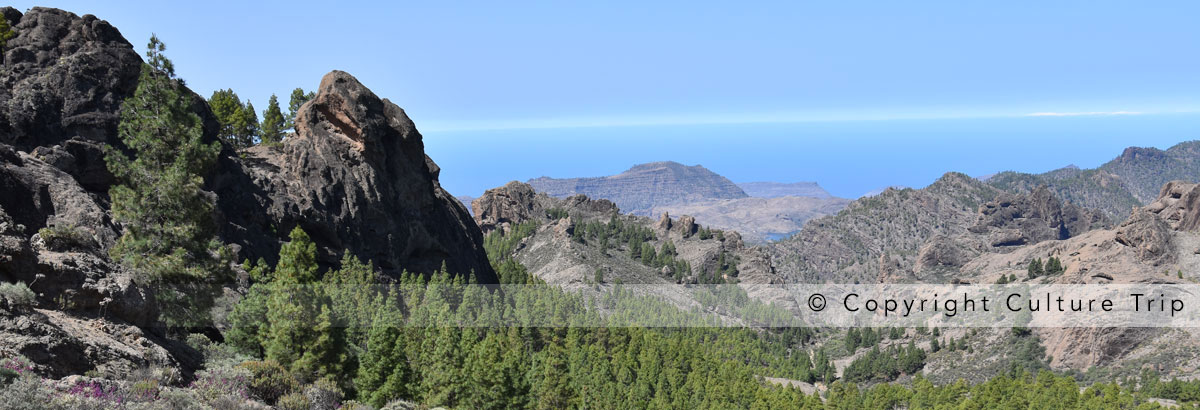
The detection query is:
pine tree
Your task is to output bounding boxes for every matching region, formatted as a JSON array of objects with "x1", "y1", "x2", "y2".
[
  {"x1": 356, "y1": 305, "x2": 410, "y2": 407},
  {"x1": 260, "y1": 94, "x2": 286, "y2": 145},
  {"x1": 286, "y1": 87, "x2": 315, "y2": 130},
  {"x1": 236, "y1": 100, "x2": 260, "y2": 146},
  {"x1": 105, "y1": 35, "x2": 228, "y2": 330},
  {"x1": 1027, "y1": 258, "x2": 1044, "y2": 279},
  {"x1": 0, "y1": 16, "x2": 15, "y2": 65},
  {"x1": 263, "y1": 227, "x2": 343, "y2": 380},
  {"x1": 208, "y1": 88, "x2": 243, "y2": 144}
]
